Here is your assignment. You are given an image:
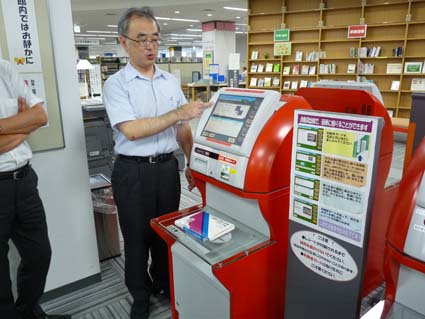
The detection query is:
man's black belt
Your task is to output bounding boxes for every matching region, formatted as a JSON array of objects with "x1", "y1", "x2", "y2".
[
  {"x1": 118, "y1": 153, "x2": 173, "y2": 164},
  {"x1": 0, "y1": 162, "x2": 30, "y2": 180}
]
